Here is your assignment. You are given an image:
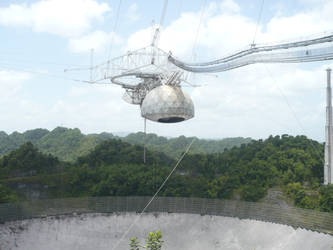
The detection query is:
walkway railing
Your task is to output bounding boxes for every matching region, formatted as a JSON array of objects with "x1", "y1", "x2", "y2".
[{"x1": 0, "y1": 196, "x2": 332, "y2": 235}]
